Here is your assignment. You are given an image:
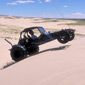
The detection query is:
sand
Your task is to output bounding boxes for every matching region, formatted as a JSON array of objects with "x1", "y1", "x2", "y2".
[{"x1": 0, "y1": 16, "x2": 85, "y2": 85}]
